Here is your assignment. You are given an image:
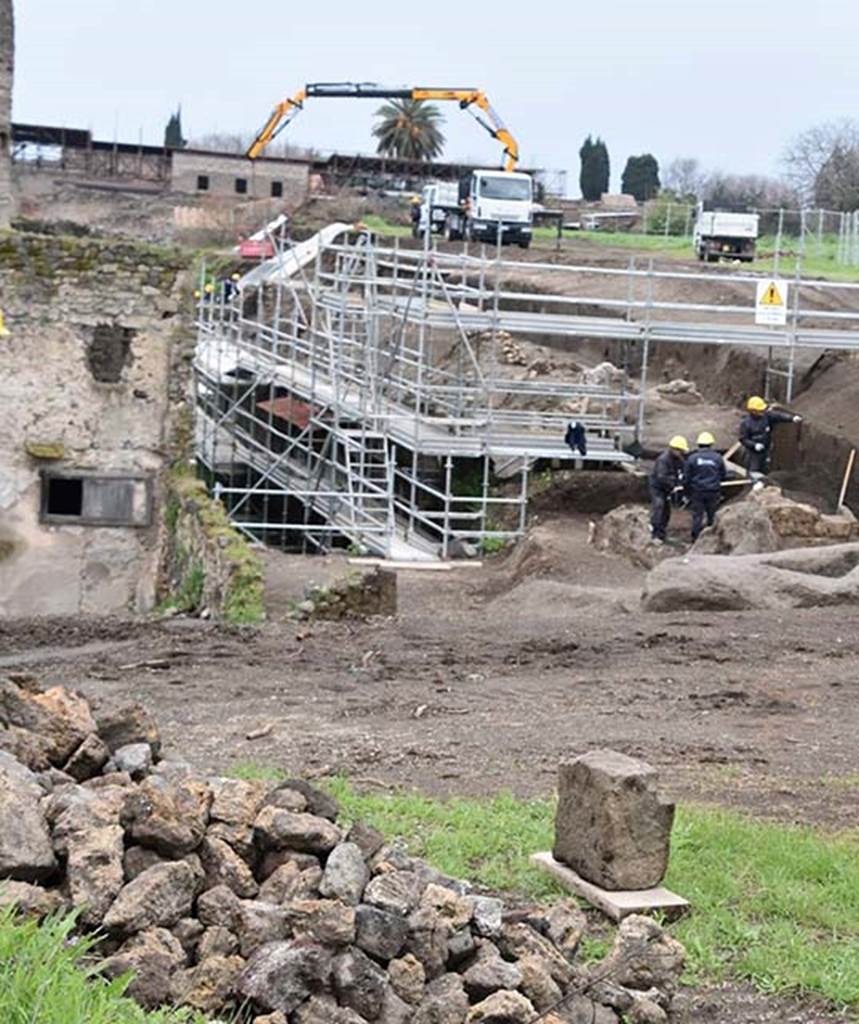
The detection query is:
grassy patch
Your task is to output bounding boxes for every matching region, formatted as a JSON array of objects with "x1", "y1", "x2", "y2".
[
  {"x1": 0, "y1": 908, "x2": 208, "y2": 1024},
  {"x1": 359, "y1": 215, "x2": 413, "y2": 238},
  {"x1": 325, "y1": 781, "x2": 859, "y2": 1012}
]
